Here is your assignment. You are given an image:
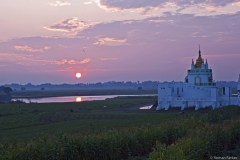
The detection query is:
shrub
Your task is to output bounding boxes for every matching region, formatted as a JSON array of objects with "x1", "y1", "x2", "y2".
[
  {"x1": 149, "y1": 137, "x2": 207, "y2": 160},
  {"x1": 0, "y1": 125, "x2": 187, "y2": 160}
]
